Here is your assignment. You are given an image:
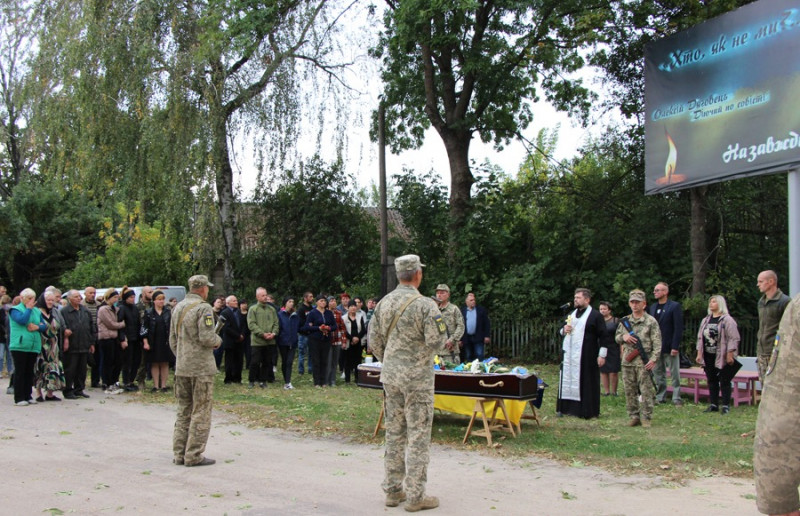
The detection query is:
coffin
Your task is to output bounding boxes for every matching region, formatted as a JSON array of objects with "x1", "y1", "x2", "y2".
[{"x1": 357, "y1": 364, "x2": 540, "y2": 401}]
